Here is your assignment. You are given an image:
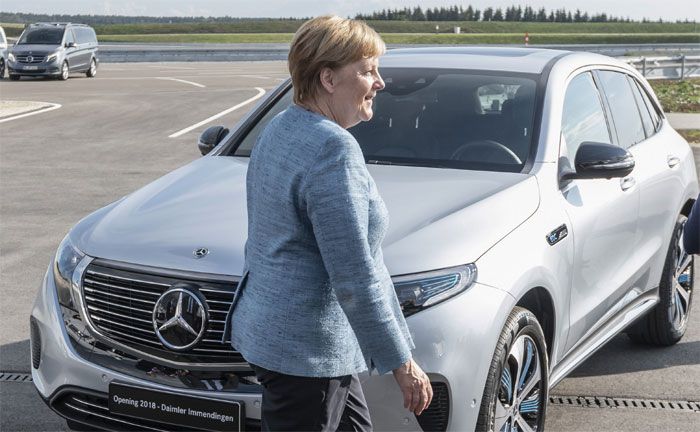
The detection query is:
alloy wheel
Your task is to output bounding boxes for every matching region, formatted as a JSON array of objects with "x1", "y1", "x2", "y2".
[
  {"x1": 670, "y1": 225, "x2": 694, "y2": 329},
  {"x1": 494, "y1": 335, "x2": 543, "y2": 432},
  {"x1": 61, "y1": 62, "x2": 69, "y2": 80}
]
